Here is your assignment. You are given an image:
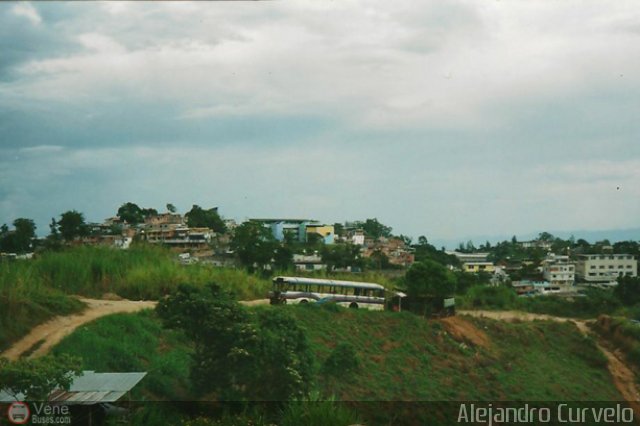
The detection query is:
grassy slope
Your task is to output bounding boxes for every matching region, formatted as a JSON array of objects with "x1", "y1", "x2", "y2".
[
  {"x1": 51, "y1": 306, "x2": 620, "y2": 403},
  {"x1": 284, "y1": 305, "x2": 620, "y2": 402},
  {"x1": 51, "y1": 310, "x2": 193, "y2": 401},
  {"x1": 0, "y1": 245, "x2": 269, "y2": 349}
]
